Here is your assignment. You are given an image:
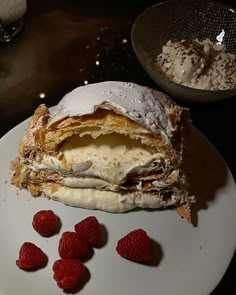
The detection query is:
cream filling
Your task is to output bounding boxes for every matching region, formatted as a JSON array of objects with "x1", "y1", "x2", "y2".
[
  {"x1": 60, "y1": 169, "x2": 179, "y2": 190},
  {"x1": 61, "y1": 176, "x2": 119, "y2": 190},
  {"x1": 30, "y1": 133, "x2": 169, "y2": 185},
  {"x1": 42, "y1": 186, "x2": 179, "y2": 212}
]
